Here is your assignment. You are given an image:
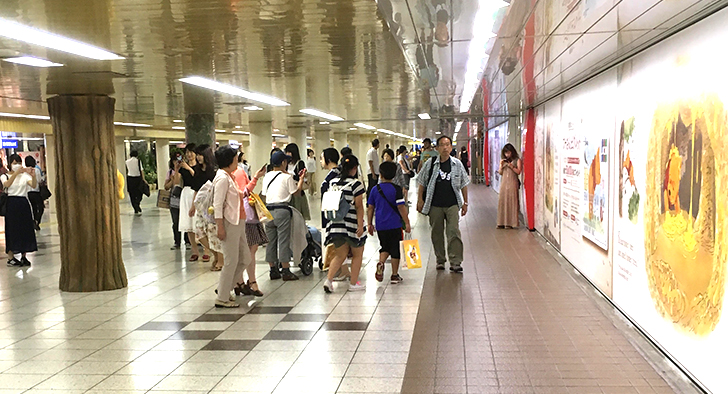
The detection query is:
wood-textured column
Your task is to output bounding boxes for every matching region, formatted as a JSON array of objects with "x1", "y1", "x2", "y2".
[{"x1": 48, "y1": 95, "x2": 127, "y2": 292}]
